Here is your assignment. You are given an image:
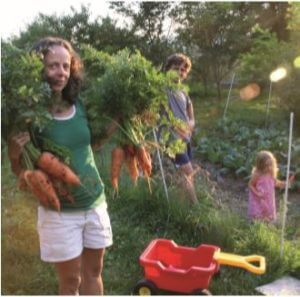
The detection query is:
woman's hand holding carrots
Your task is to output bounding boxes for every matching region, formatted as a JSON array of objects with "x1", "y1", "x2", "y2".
[
  {"x1": 8, "y1": 137, "x2": 79, "y2": 210},
  {"x1": 8, "y1": 132, "x2": 31, "y2": 175},
  {"x1": 23, "y1": 169, "x2": 61, "y2": 211},
  {"x1": 8, "y1": 132, "x2": 31, "y2": 159}
]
